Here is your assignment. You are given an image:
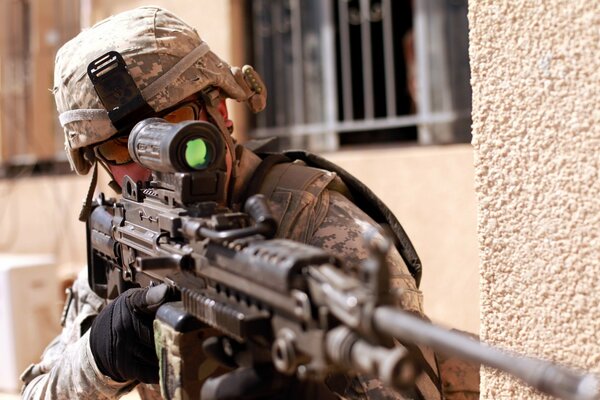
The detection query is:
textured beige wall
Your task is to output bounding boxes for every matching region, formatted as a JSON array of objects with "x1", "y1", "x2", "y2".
[
  {"x1": 0, "y1": 175, "x2": 91, "y2": 278},
  {"x1": 470, "y1": 1, "x2": 600, "y2": 398},
  {"x1": 90, "y1": 1, "x2": 231, "y2": 55}
]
